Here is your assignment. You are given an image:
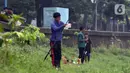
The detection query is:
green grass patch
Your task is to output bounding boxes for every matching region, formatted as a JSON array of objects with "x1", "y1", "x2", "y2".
[{"x1": 0, "y1": 45, "x2": 130, "y2": 73}]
